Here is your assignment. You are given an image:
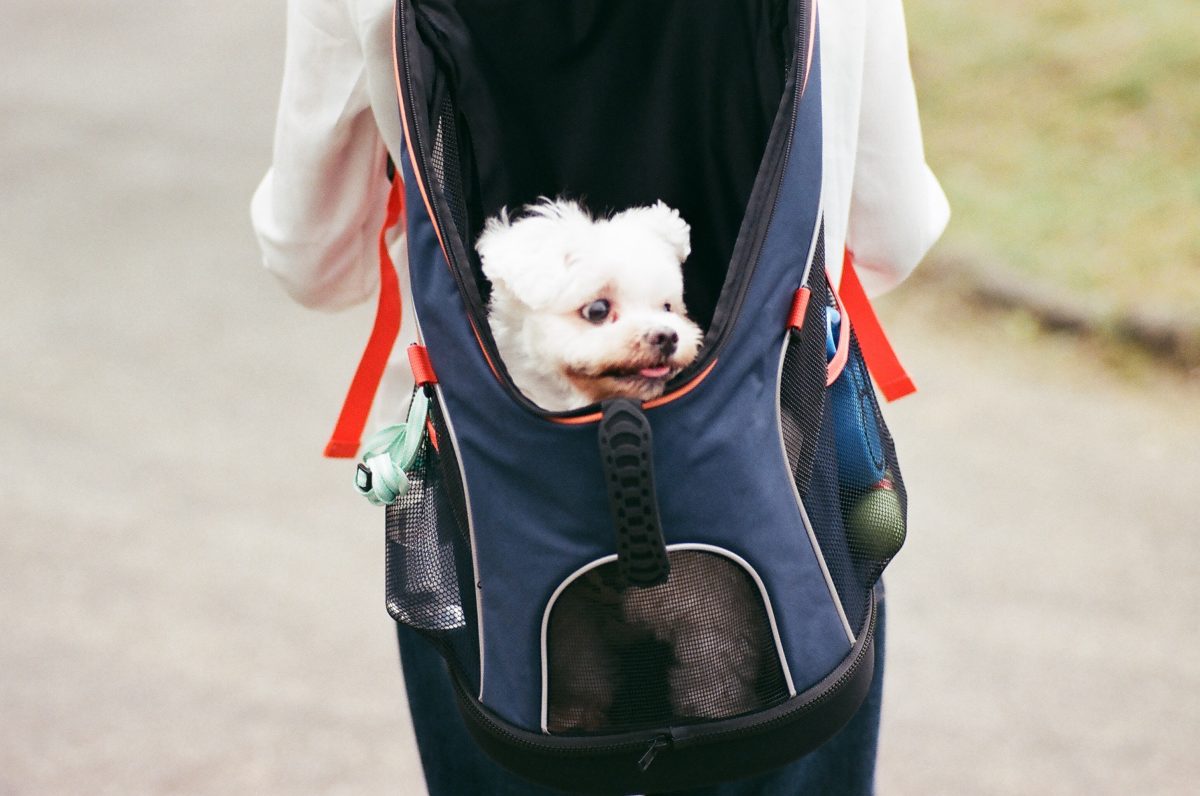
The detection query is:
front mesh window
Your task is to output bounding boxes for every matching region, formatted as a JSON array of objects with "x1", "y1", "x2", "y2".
[{"x1": 545, "y1": 550, "x2": 788, "y2": 735}]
